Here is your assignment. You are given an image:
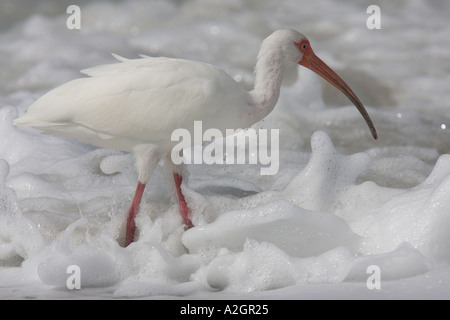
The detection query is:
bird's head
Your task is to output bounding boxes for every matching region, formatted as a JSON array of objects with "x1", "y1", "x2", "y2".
[{"x1": 274, "y1": 29, "x2": 378, "y2": 140}]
